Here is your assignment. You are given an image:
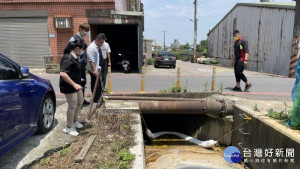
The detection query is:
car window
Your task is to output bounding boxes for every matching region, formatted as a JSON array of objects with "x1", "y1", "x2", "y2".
[
  {"x1": 158, "y1": 52, "x2": 173, "y2": 56},
  {"x1": 0, "y1": 57, "x2": 19, "y2": 80}
]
